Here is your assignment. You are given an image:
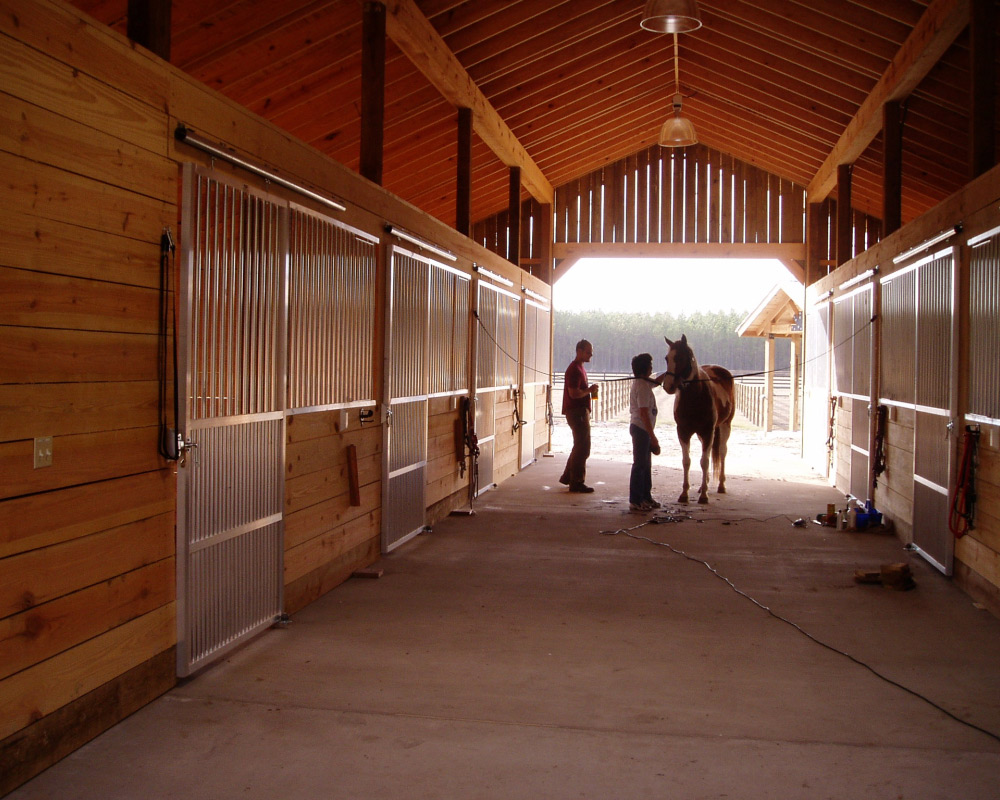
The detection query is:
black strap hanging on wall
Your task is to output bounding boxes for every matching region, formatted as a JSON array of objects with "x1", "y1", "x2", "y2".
[{"x1": 158, "y1": 227, "x2": 180, "y2": 461}]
